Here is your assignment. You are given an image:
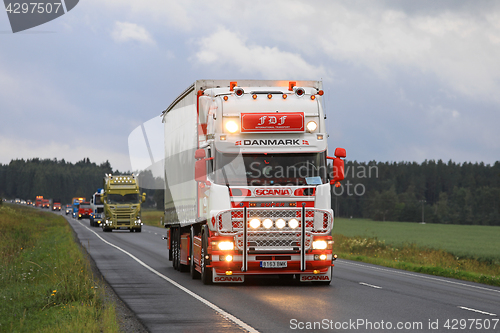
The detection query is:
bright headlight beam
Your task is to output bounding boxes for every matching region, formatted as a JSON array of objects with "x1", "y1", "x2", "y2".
[
  {"x1": 288, "y1": 218, "x2": 299, "y2": 229},
  {"x1": 275, "y1": 218, "x2": 286, "y2": 229},
  {"x1": 218, "y1": 241, "x2": 234, "y2": 251},
  {"x1": 250, "y1": 218, "x2": 261, "y2": 229},
  {"x1": 313, "y1": 240, "x2": 327, "y2": 250},
  {"x1": 306, "y1": 121, "x2": 317, "y2": 132},
  {"x1": 225, "y1": 121, "x2": 239, "y2": 133}
]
